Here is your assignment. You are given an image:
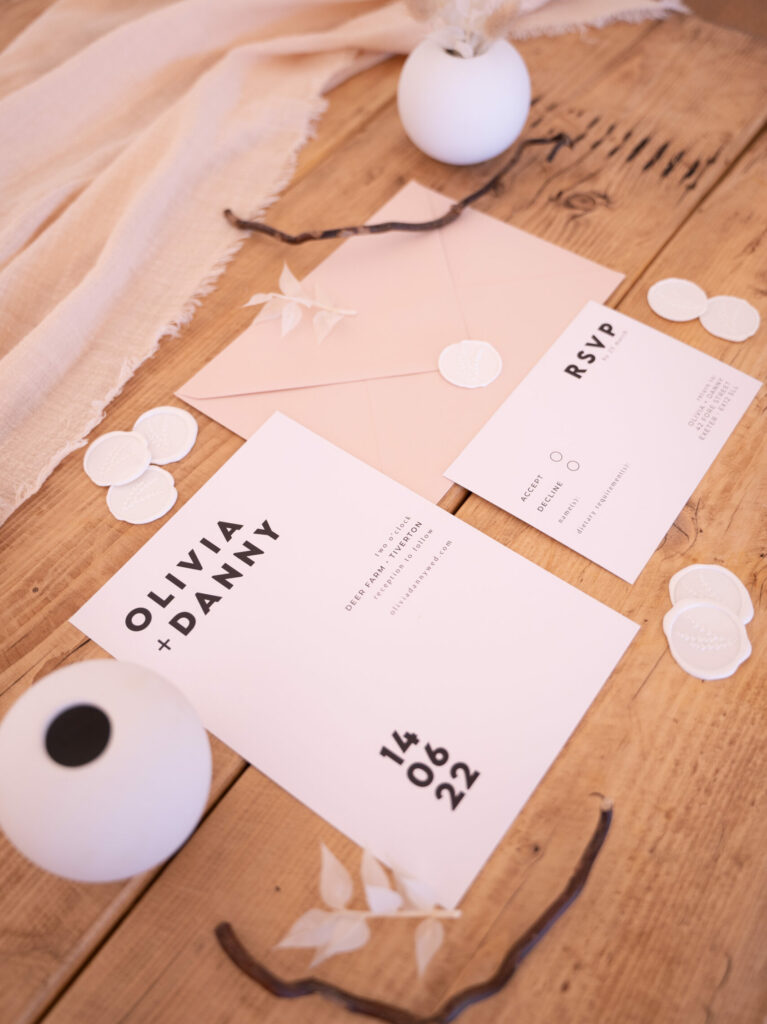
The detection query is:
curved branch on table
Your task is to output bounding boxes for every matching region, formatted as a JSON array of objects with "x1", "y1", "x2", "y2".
[
  {"x1": 223, "y1": 132, "x2": 573, "y2": 245},
  {"x1": 215, "y1": 798, "x2": 613, "y2": 1024}
]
